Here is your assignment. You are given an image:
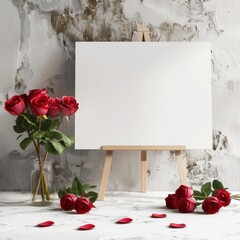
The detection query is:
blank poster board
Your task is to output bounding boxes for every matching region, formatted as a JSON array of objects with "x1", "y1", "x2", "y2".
[{"x1": 75, "y1": 42, "x2": 212, "y2": 150}]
